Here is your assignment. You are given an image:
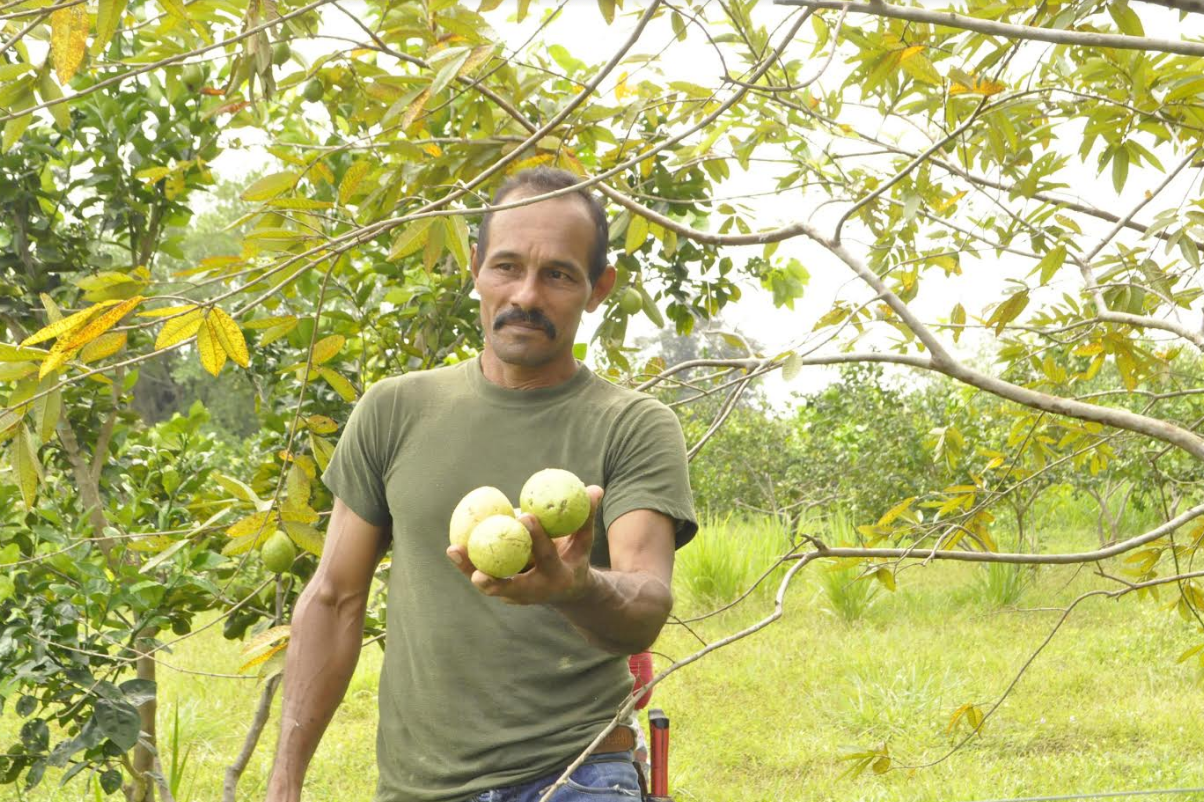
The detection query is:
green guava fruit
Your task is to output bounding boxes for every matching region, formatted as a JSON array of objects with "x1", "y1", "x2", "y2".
[
  {"x1": 302, "y1": 79, "x2": 324, "y2": 103},
  {"x1": 261, "y1": 531, "x2": 297, "y2": 574},
  {"x1": 181, "y1": 64, "x2": 204, "y2": 91},
  {"x1": 619, "y1": 287, "x2": 642, "y2": 315},
  {"x1": 520, "y1": 468, "x2": 590, "y2": 537},
  {"x1": 467, "y1": 515, "x2": 532, "y2": 579},
  {"x1": 449, "y1": 486, "x2": 515, "y2": 548},
  {"x1": 272, "y1": 42, "x2": 291, "y2": 67}
]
